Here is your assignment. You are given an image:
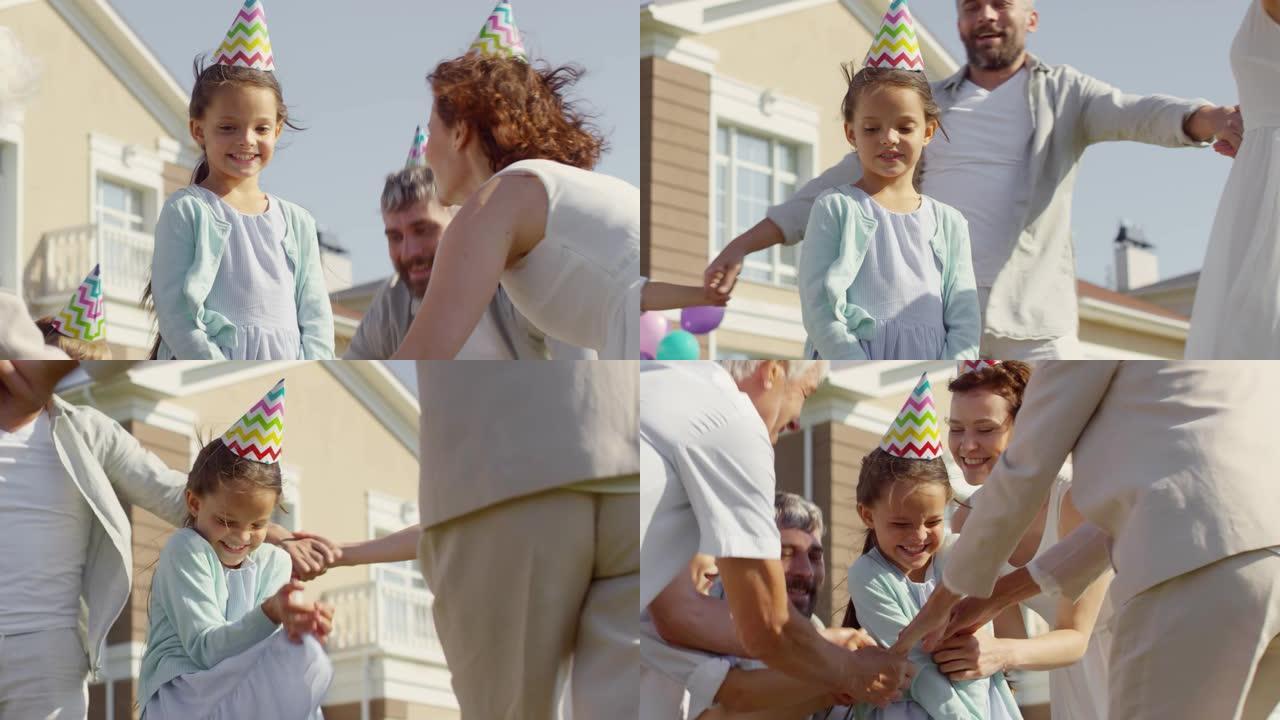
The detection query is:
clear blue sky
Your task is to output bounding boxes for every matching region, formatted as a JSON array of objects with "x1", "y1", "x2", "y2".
[
  {"x1": 110, "y1": 0, "x2": 638, "y2": 286},
  {"x1": 907, "y1": 0, "x2": 1250, "y2": 287}
]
